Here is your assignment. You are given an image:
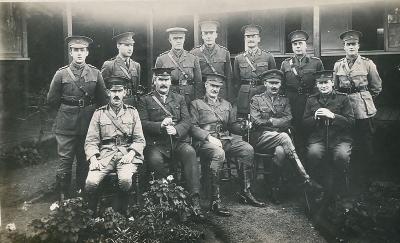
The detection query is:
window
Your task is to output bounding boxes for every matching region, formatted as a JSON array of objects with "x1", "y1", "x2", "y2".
[
  {"x1": 352, "y1": 3, "x2": 385, "y2": 51},
  {"x1": 387, "y1": 6, "x2": 400, "y2": 51},
  {"x1": 0, "y1": 3, "x2": 26, "y2": 59},
  {"x1": 284, "y1": 7, "x2": 313, "y2": 54}
]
